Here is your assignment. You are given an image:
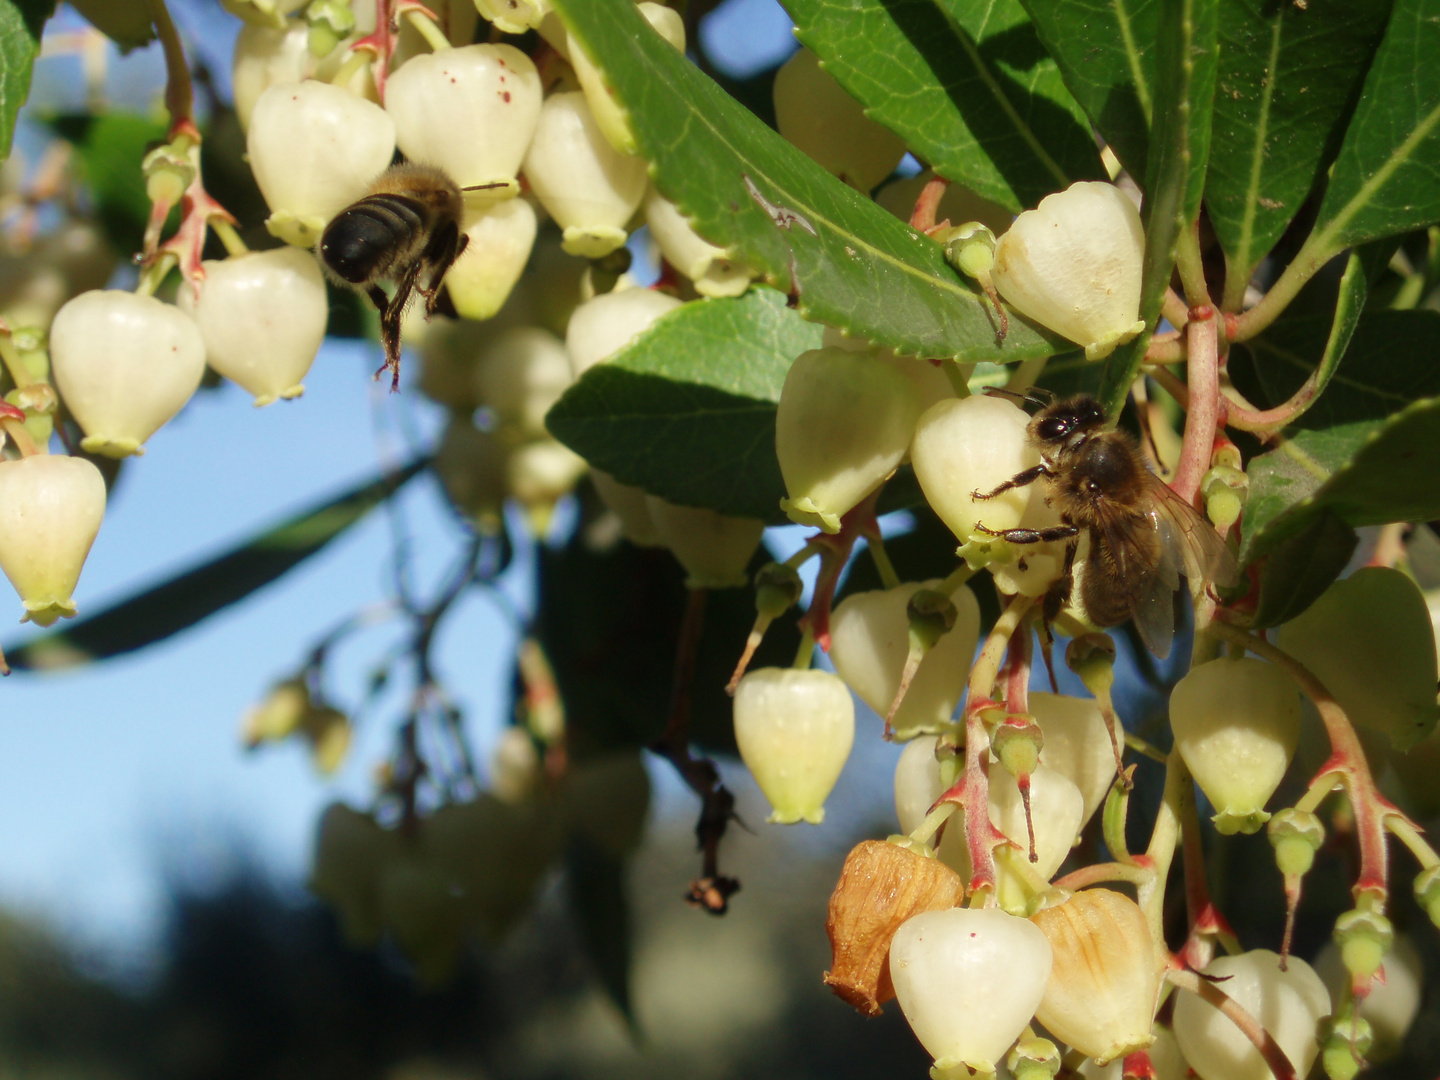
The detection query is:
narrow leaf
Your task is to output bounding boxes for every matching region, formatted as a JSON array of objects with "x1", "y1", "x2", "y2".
[
  {"x1": 0, "y1": 0, "x2": 55, "y2": 160},
  {"x1": 1309, "y1": 0, "x2": 1440, "y2": 252},
  {"x1": 1097, "y1": 0, "x2": 1219, "y2": 416},
  {"x1": 566, "y1": 836, "x2": 637, "y2": 1031},
  {"x1": 4, "y1": 460, "x2": 428, "y2": 671},
  {"x1": 1018, "y1": 0, "x2": 1159, "y2": 178},
  {"x1": 1207, "y1": 0, "x2": 1392, "y2": 290},
  {"x1": 546, "y1": 289, "x2": 820, "y2": 521},
  {"x1": 786, "y1": 0, "x2": 1103, "y2": 211},
  {"x1": 66, "y1": 0, "x2": 154, "y2": 51},
  {"x1": 552, "y1": 0, "x2": 1069, "y2": 361}
]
